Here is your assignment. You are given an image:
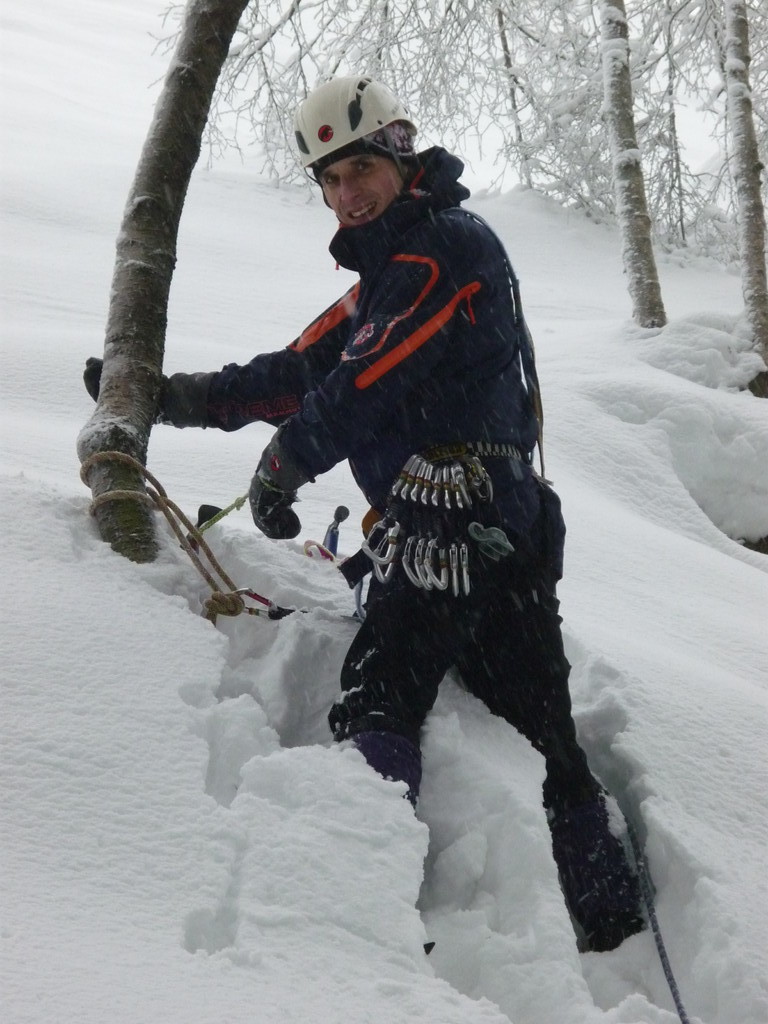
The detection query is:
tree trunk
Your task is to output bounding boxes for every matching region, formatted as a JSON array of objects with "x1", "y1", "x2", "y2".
[
  {"x1": 723, "y1": 0, "x2": 768, "y2": 397},
  {"x1": 496, "y1": 7, "x2": 533, "y2": 190},
  {"x1": 600, "y1": 0, "x2": 667, "y2": 328},
  {"x1": 77, "y1": 0, "x2": 251, "y2": 561},
  {"x1": 665, "y1": 25, "x2": 686, "y2": 247}
]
